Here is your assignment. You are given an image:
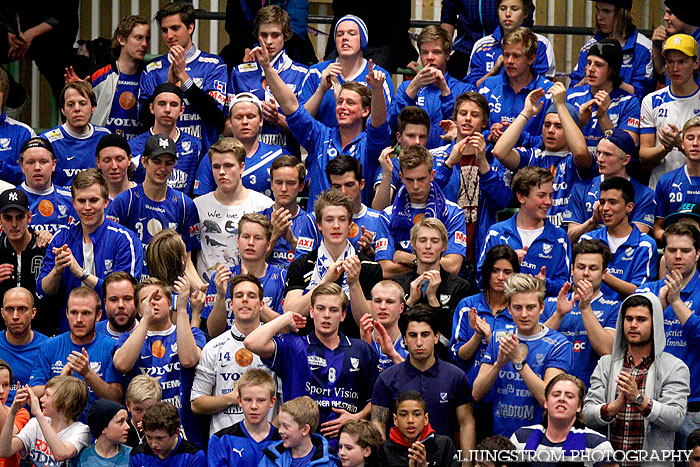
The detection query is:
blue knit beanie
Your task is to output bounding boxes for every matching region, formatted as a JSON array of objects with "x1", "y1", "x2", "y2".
[{"x1": 334, "y1": 15, "x2": 369, "y2": 50}]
